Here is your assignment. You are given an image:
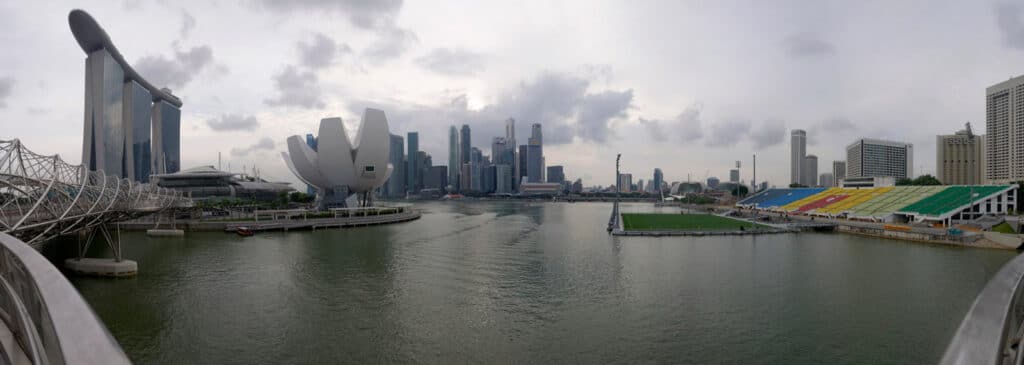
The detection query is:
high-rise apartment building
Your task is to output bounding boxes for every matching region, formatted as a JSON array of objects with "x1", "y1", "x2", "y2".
[
  {"x1": 791, "y1": 129, "x2": 806, "y2": 185},
  {"x1": 618, "y1": 173, "x2": 633, "y2": 193},
  {"x1": 832, "y1": 160, "x2": 846, "y2": 187},
  {"x1": 936, "y1": 126, "x2": 985, "y2": 185},
  {"x1": 803, "y1": 155, "x2": 818, "y2": 186},
  {"x1": 986, "y1": 75, "x2": 1024, "y2": 184},
  {"x1": 846, "y1": 138, "x2": 913, "y2": 179}
]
